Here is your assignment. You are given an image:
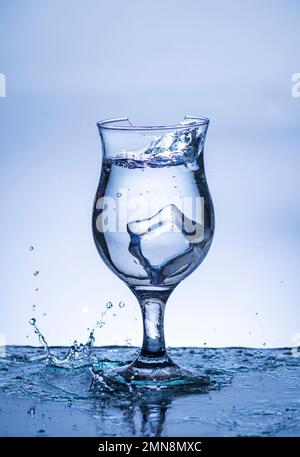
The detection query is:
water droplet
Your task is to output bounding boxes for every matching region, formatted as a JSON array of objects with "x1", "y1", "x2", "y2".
[
  {"x1": 139, "y1": 192, "x2": 143, "y2": 196},
  {"x1": 29, "y1": 318, "x2": 36, "y2": 325},
  {"x1": 32, "y1": 304, "x2": 36, "y2": 311},
  {"x1": 29, "y1": 246, "x2": 34, "y2": 251},
  {"x1": 174, "y1": 185, "x2": 178, "y2": 189},
  {"x1": 116, "y1": 192, "x2": 122, "y2": 197},
  {"x1": 203, "y1": 342, "x2": 207, "y2": 345},
  {"x1": 27, "y1": 407, "x2": 35, "y2": 416},
  {"x1": 33, "y1": 270, "x2": 40, "y2": 277},
  {"x1": 263, "y1": 342, "x2": 266, "y2": 346},
  {"x1": 106, "y1": 301, "x2": 113, "y2": 309},
  {"x1": 256, "y1": 312, "x2": 259, "y2": 315},
  {"x1": 43, "y1": 313, "x2": 47, "y2": 316},
  {"x1": 35, "y1": 288, "x2": 39, "y2": 292},
  {"x1": 118, "y1": 301, "x2": 125, "y2": 309}
]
